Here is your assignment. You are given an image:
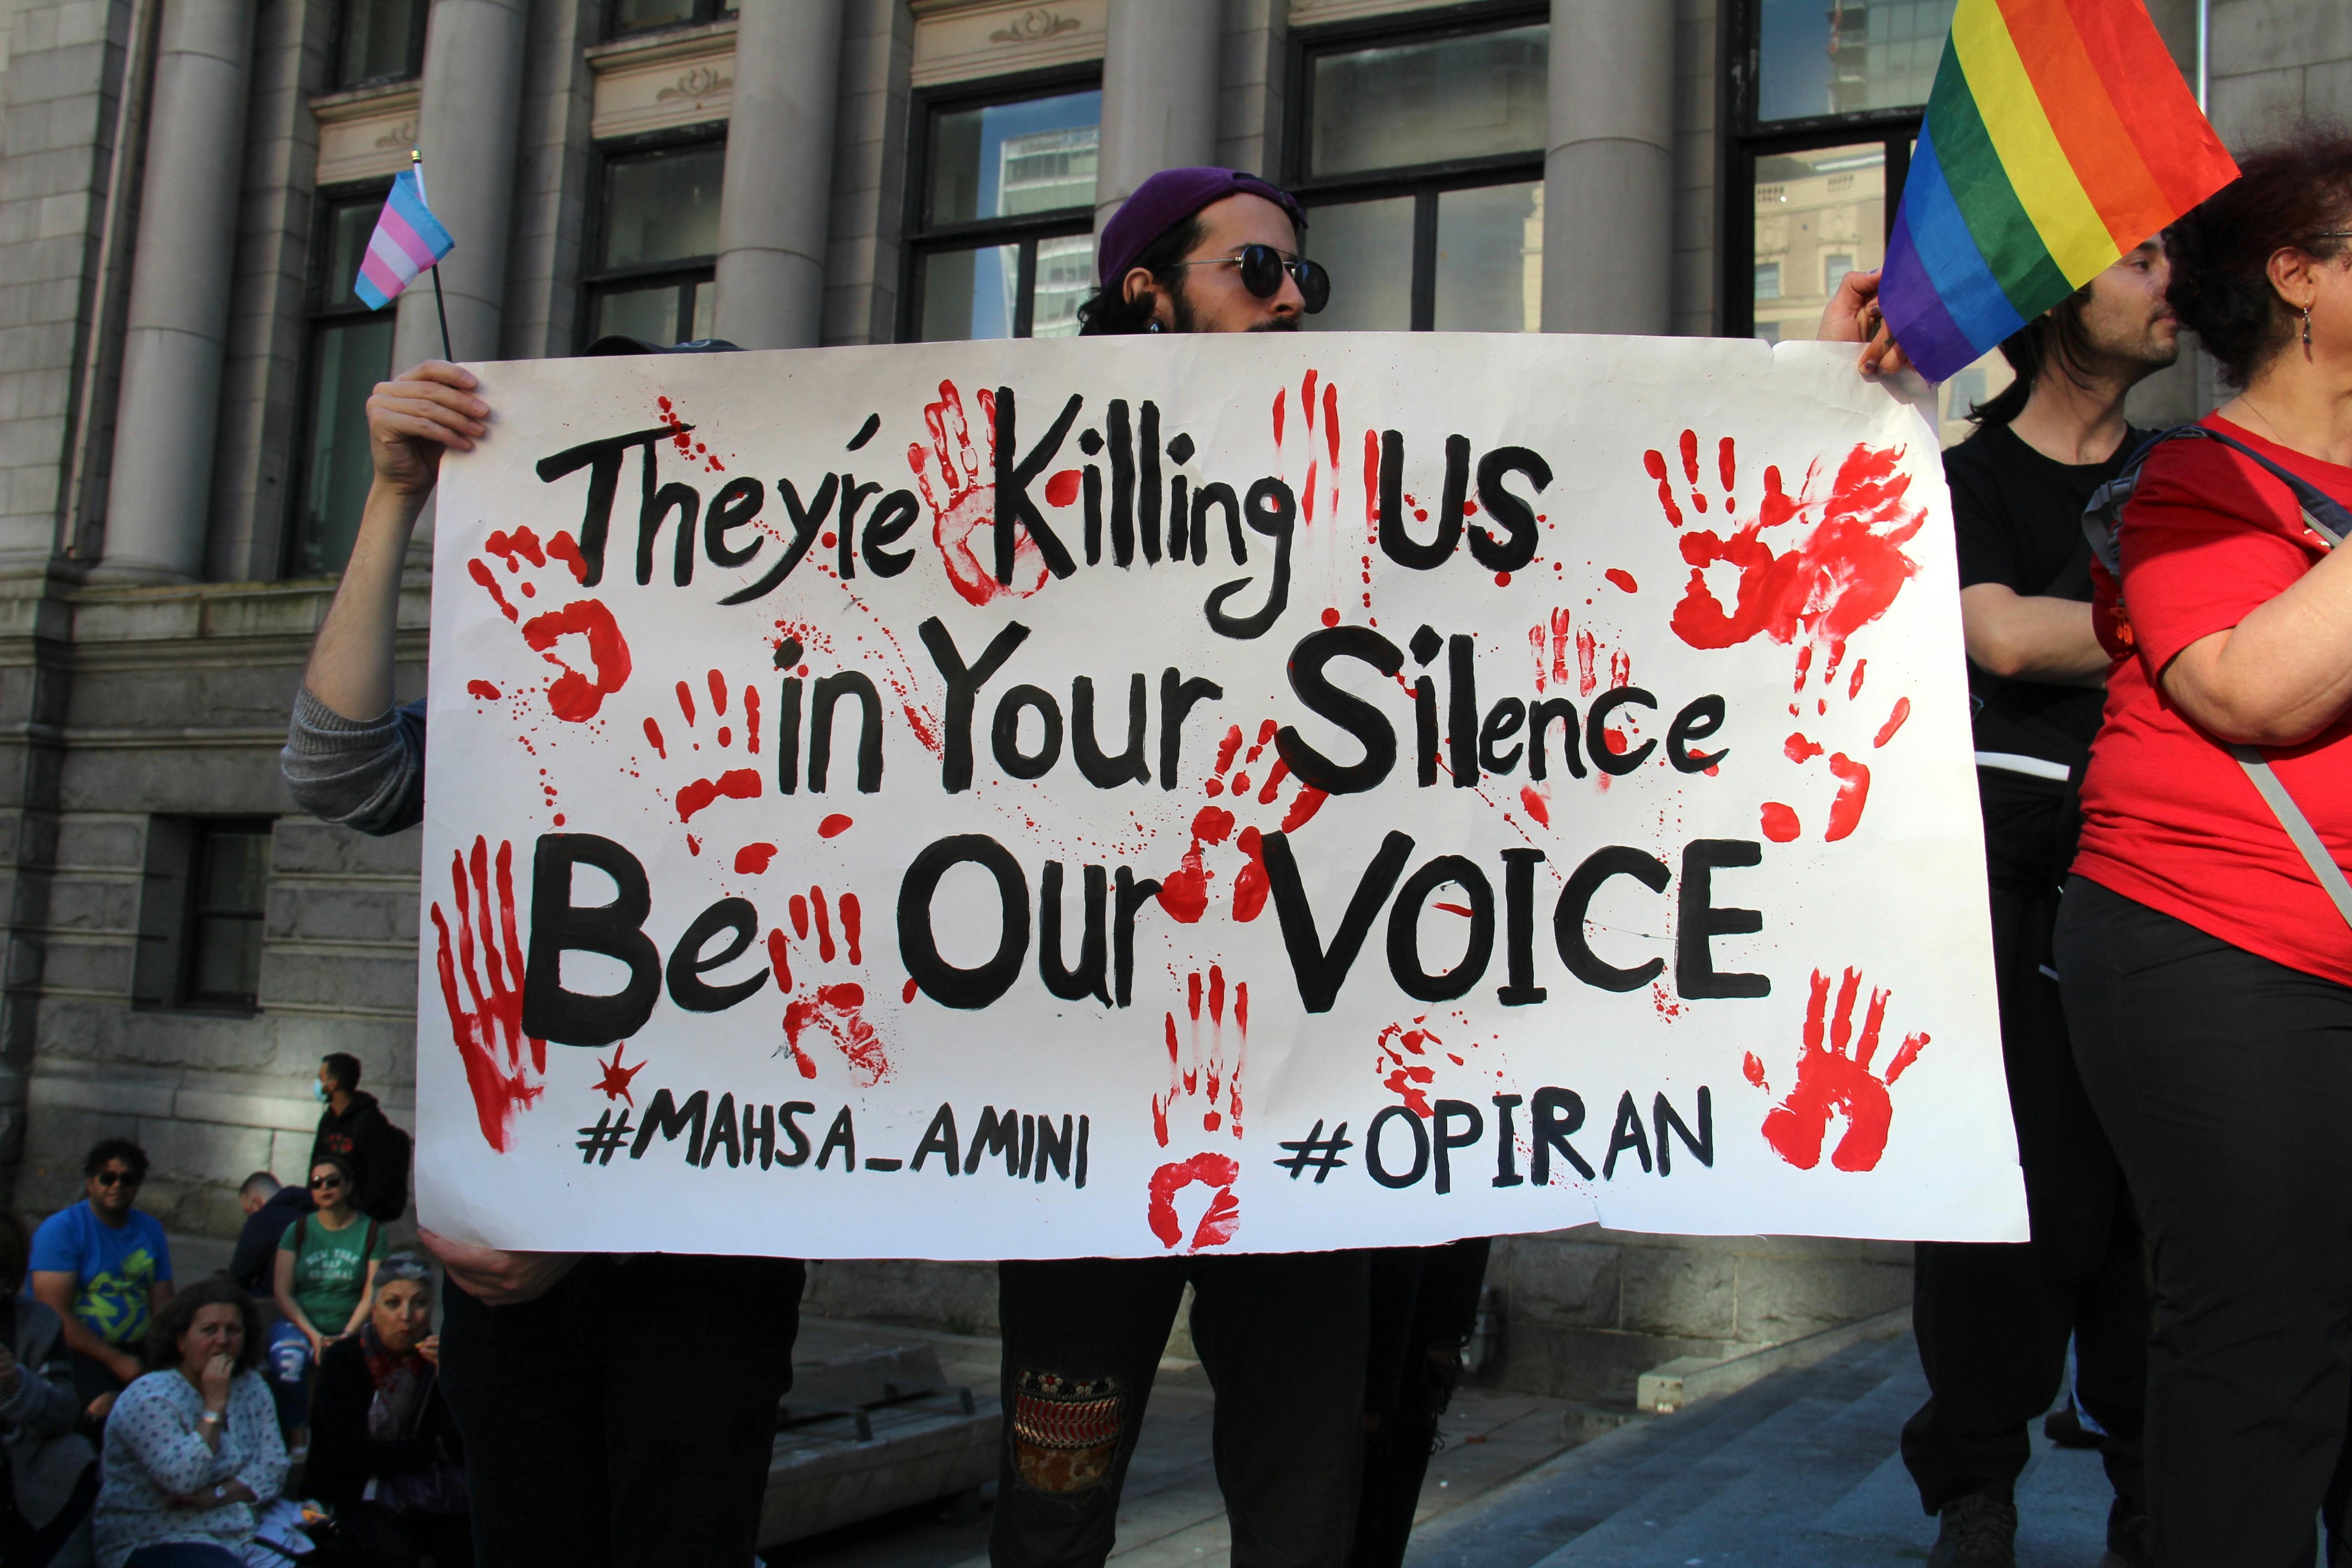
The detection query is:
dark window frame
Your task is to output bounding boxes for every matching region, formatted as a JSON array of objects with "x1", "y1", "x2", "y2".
[
  {"x1": 1283, "y1": 0, "x2": 1547, "y2": 332},
  {"x1": 576, "y1": 125, "x2": 729, "y2": 353},
  {"x1": 283, "y1": 176, "x2": 397, "y2": 580},
  {"x1": 1719, "y1": 0, "x2": 1926, "y2": 339},
  {"x1": 179, "y1": 818, "x2": 275, "y2": 1014},
  {"x1": 334, "y1": 0, "x2": 428, "y2": 91},
  {"x1": 604, "y1": 0, "x2": 736, "y2": 43},
  {"x1": 897, "y1": 64, "x2": 1103, "y2": 344}
]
